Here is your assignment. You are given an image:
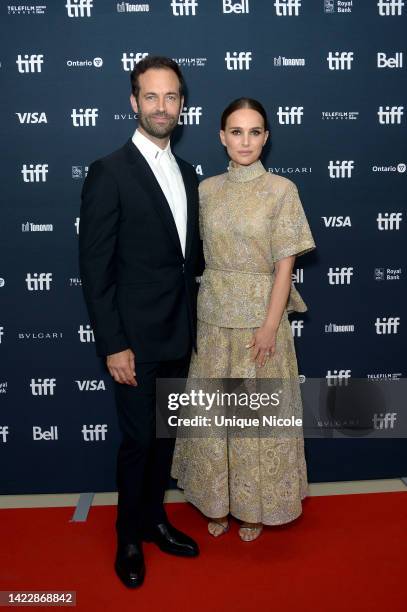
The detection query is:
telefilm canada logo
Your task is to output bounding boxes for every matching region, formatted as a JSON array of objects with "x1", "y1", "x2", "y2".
[
  {"x1": 7, "y1": 5, "x2": 47, "y2": 15},
  {"x1": 322, "y1": 111, "x2": 359, "y2": 120},
  {"x1": 173, "y1": 57, "x2": 207, "y2": 68}
]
